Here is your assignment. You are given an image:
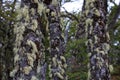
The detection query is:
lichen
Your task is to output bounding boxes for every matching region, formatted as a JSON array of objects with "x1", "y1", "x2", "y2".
[
  {"x1": 14, "y1": 54, "x2": 20, "y2": 64},
  {"x1": 31, "y1": 19, "x2": 38, "y2": 31},
  {"x1": 52, "y1": 57, "x2": 57, "y2": 67},
  {"x1": 31, "y1": 76, "x2": 38, "y2": 80},
  {"x1": 10, "y1": 68, "x2": 18, "y2": 77},
  {"x1": 37, "y1": 3, "x2": 45, "y2": 16},
  {"x1": 27, "y1": 40, "x2": 38, "y2": 54},
  {"x1": 109, "y1": 65, "x2": 113, "y2": 73},
  {"x1": 51, "y1": 0, "x2": 58, "y2": 6},
  {"x1": 60, "y1": 56, "x2": 66, "y2": 62},
  {"x1": 55, "y1": 72, "x2": 64, "y2": 79},
  {"x1": 23, "y1": 66, "x2": 32, "y2": 75}
]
